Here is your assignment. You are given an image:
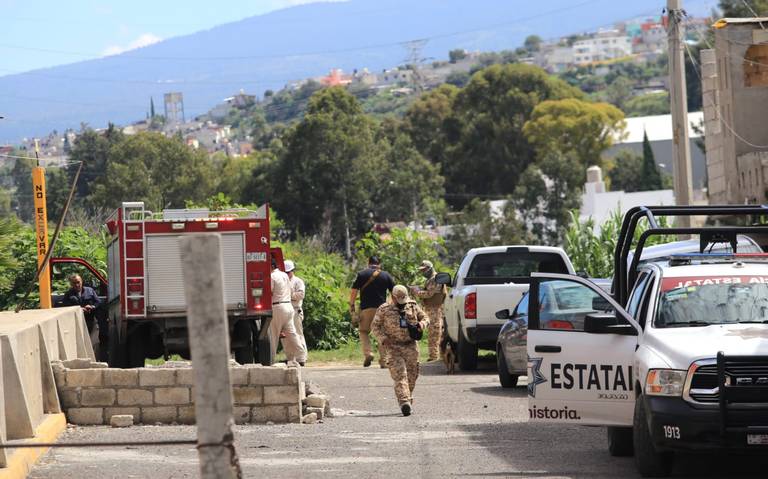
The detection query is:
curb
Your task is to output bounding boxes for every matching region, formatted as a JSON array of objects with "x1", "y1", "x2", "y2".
[{"x1": 0, "y1": 413, "x2": 67, "y2": 479}]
